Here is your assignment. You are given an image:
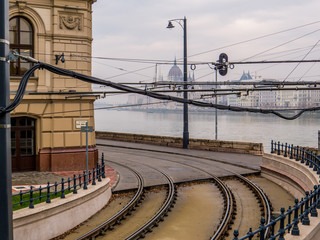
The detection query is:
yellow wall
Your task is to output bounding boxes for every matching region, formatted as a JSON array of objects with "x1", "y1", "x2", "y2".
[{"x1": 9, "y1": 0, "x2": 98, "y2": 170}]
